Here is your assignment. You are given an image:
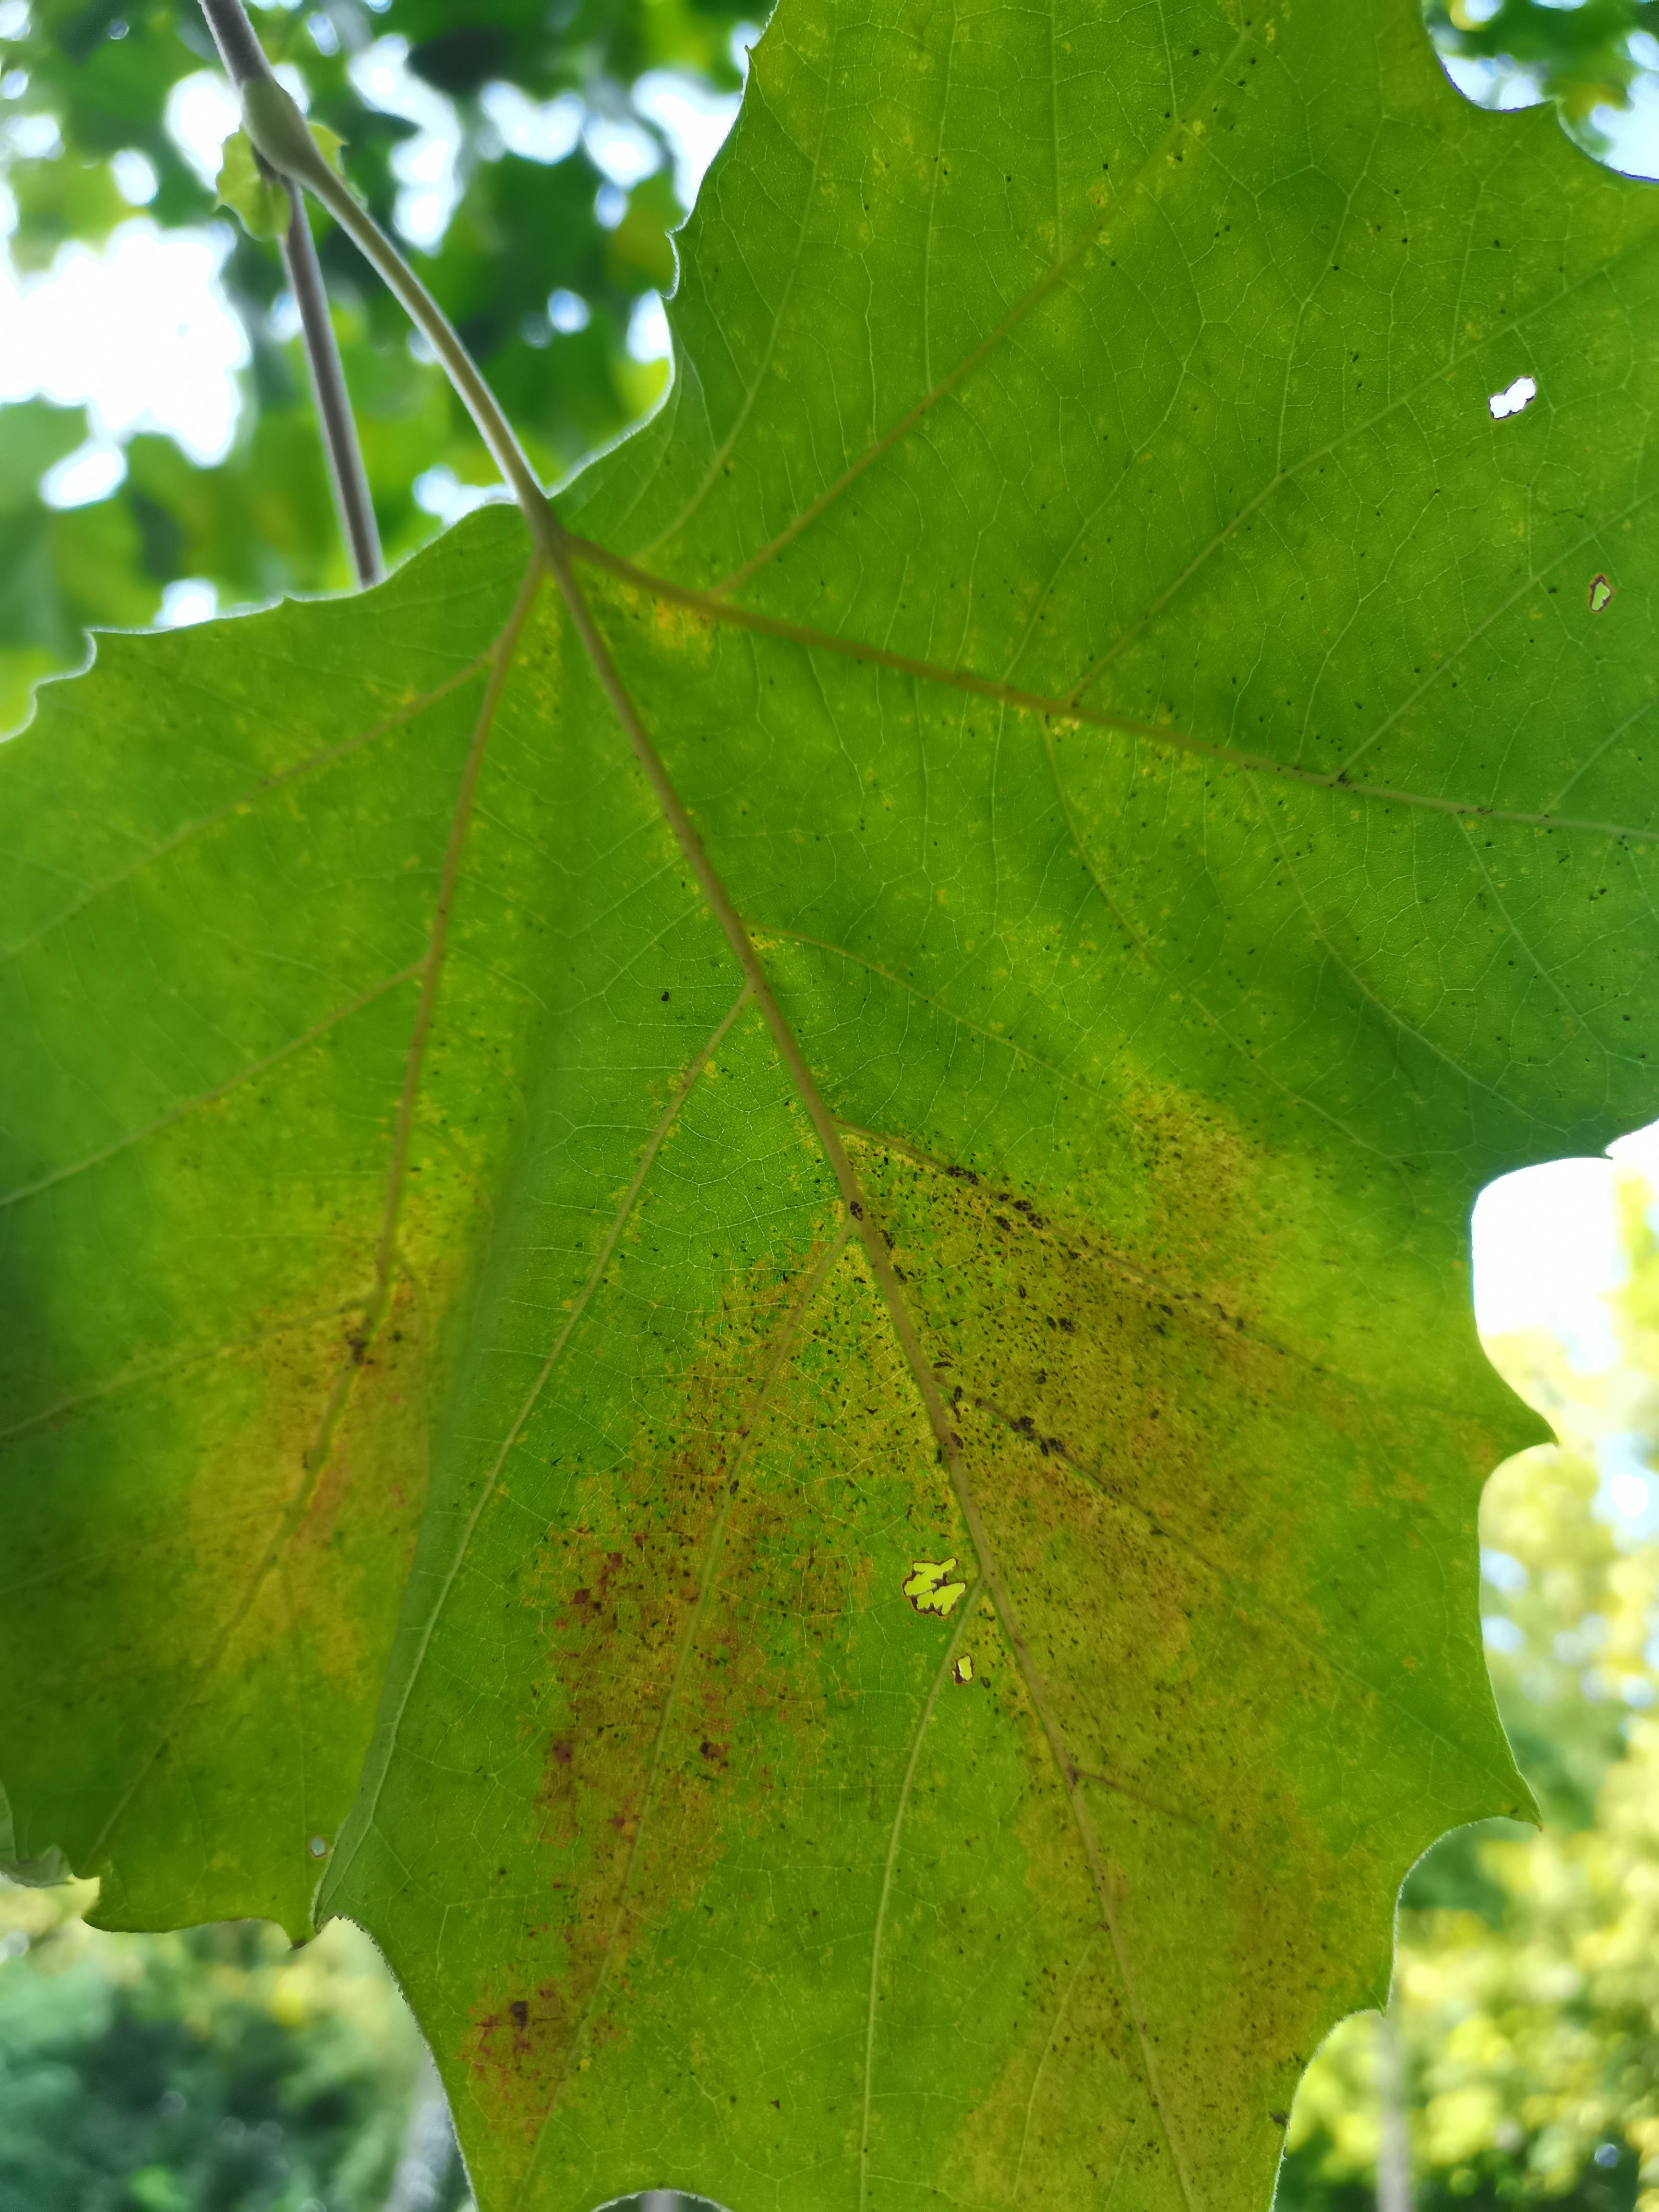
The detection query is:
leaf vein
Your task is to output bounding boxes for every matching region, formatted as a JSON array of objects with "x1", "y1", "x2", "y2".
[
  {"x1": 513, "y1": 1221, "x2": 855, "y2": 2208},
  {"x1": 568, "y1": 533, "x2": 1659, "y2": 842},
  {"x1": 322, "y1": 980, "x2": 756, "y2": 1908},
  {"x1": 0, "y1": 648, "x2": 495, "y2": 969}
]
